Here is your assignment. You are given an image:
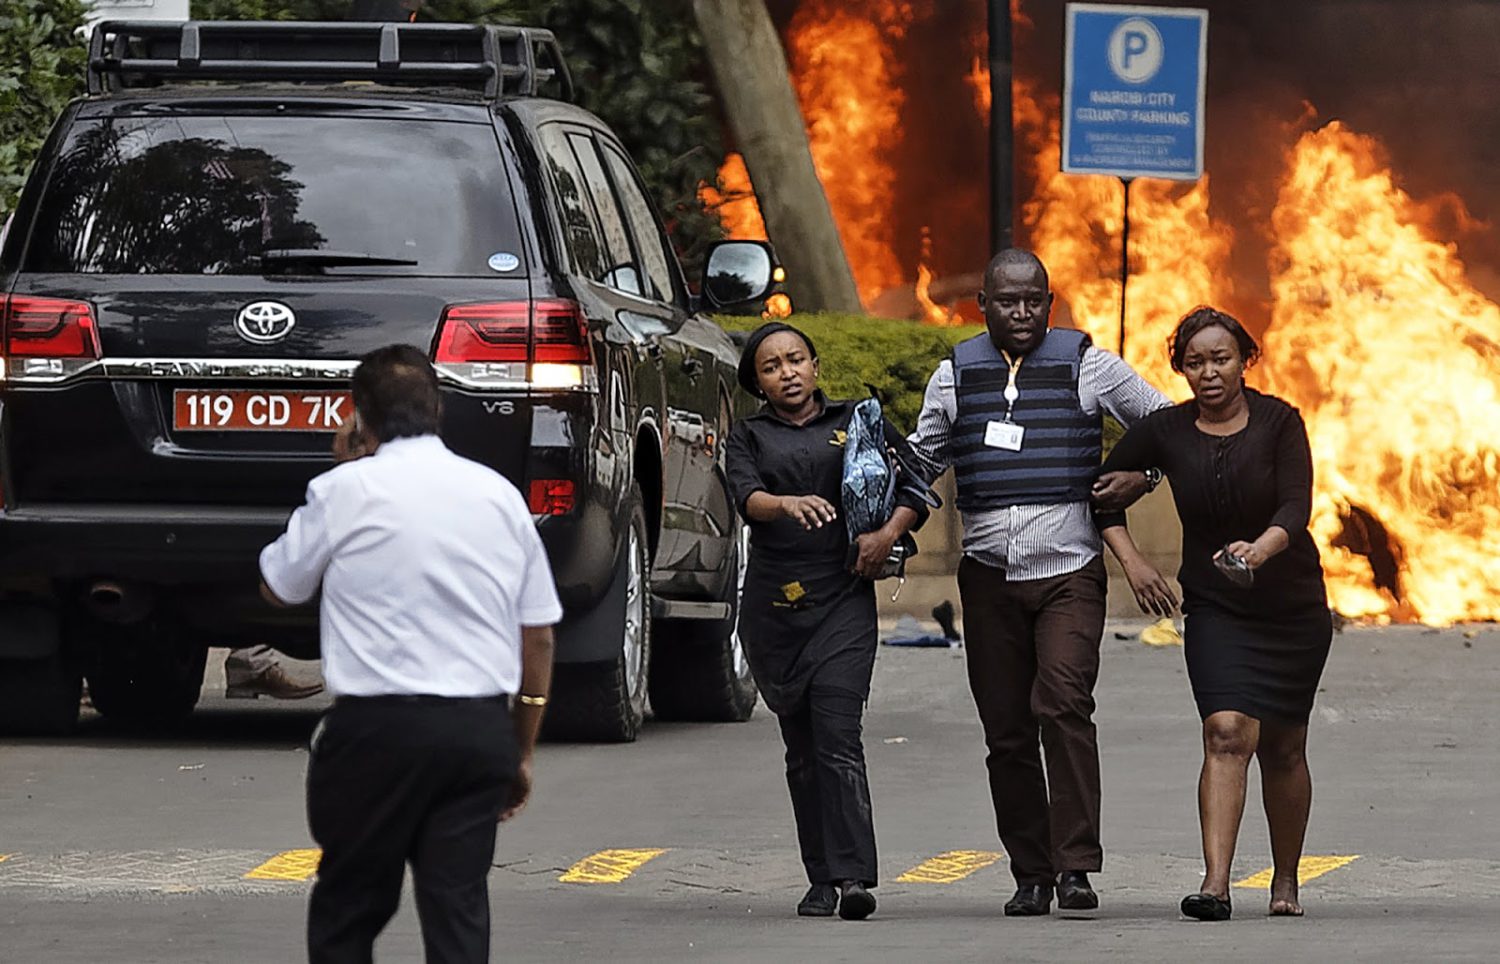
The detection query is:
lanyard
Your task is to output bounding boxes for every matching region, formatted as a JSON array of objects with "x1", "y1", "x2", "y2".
[{"x1": 1002, "y1": 353, "x2": 1022, "y2": 422}]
